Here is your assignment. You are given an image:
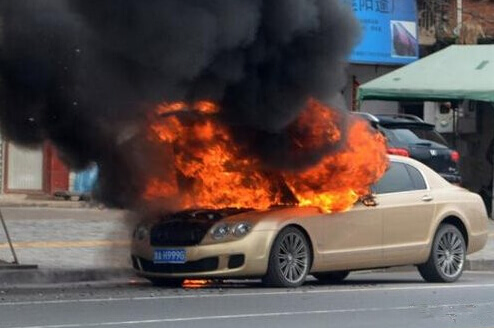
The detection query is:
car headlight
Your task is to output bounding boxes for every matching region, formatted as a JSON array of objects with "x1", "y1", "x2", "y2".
[
  {"x1": 133, "y1": 224, "x2": 149, "y2": 241},
  {"x1": 211, "y1": 223, "x2": 230, "y2": 240},
  {"x1": 233, "y1": 222, "x2": 252, "y2": 237},
  {"x1": 210, "y1": 222, "x2": 252, "y2": 241}
]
